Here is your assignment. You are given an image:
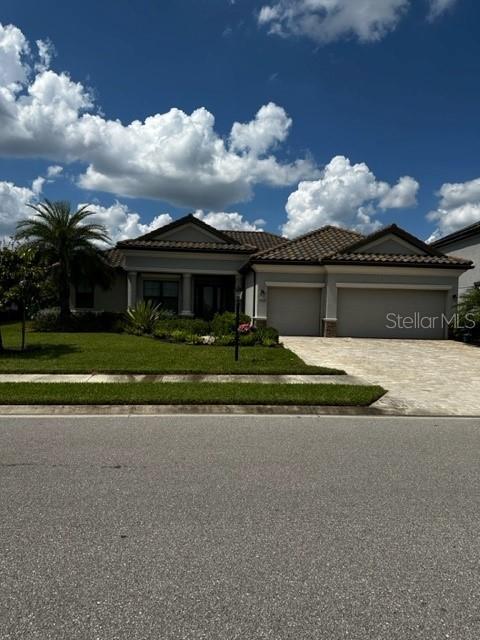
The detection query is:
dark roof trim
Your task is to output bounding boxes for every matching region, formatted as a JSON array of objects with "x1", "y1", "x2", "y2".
[
  {"x1": 117, "y1": 243, "x2": 254, "y2": 255},
  {"x1": 344, "y1": 224, "x2": 443, "y2": 257},
  {"x1": 323, "y1": 258, "x2": 472, "y2": 269},
  {"x1": 431, "y1": 221, "x2": 480, "y2": 248},
  {"x1": 133, "y1": 213, "x2": 240, "y2": 245}
]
